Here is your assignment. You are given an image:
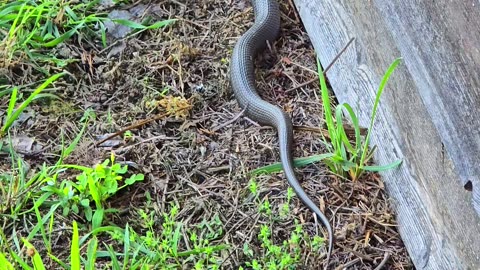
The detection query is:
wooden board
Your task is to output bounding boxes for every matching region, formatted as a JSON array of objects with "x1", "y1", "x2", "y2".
[{"x1": 292, "y1": 0, "x2": 480, "y2": 269}]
